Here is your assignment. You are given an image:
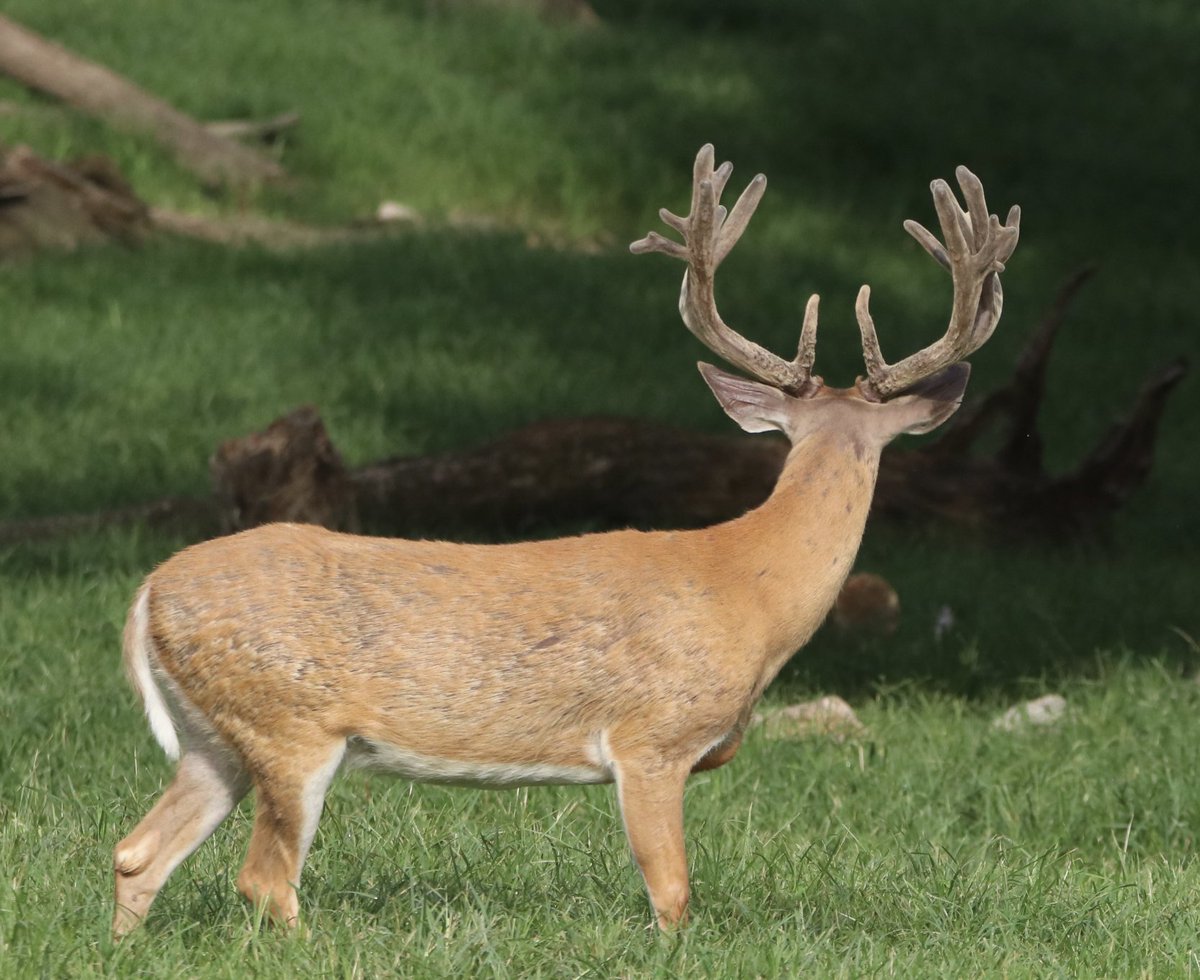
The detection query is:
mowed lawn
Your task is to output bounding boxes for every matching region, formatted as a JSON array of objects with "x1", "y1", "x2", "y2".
[{"x1": 1, "y1": 0, "x2": 1198, "y2": 975}]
